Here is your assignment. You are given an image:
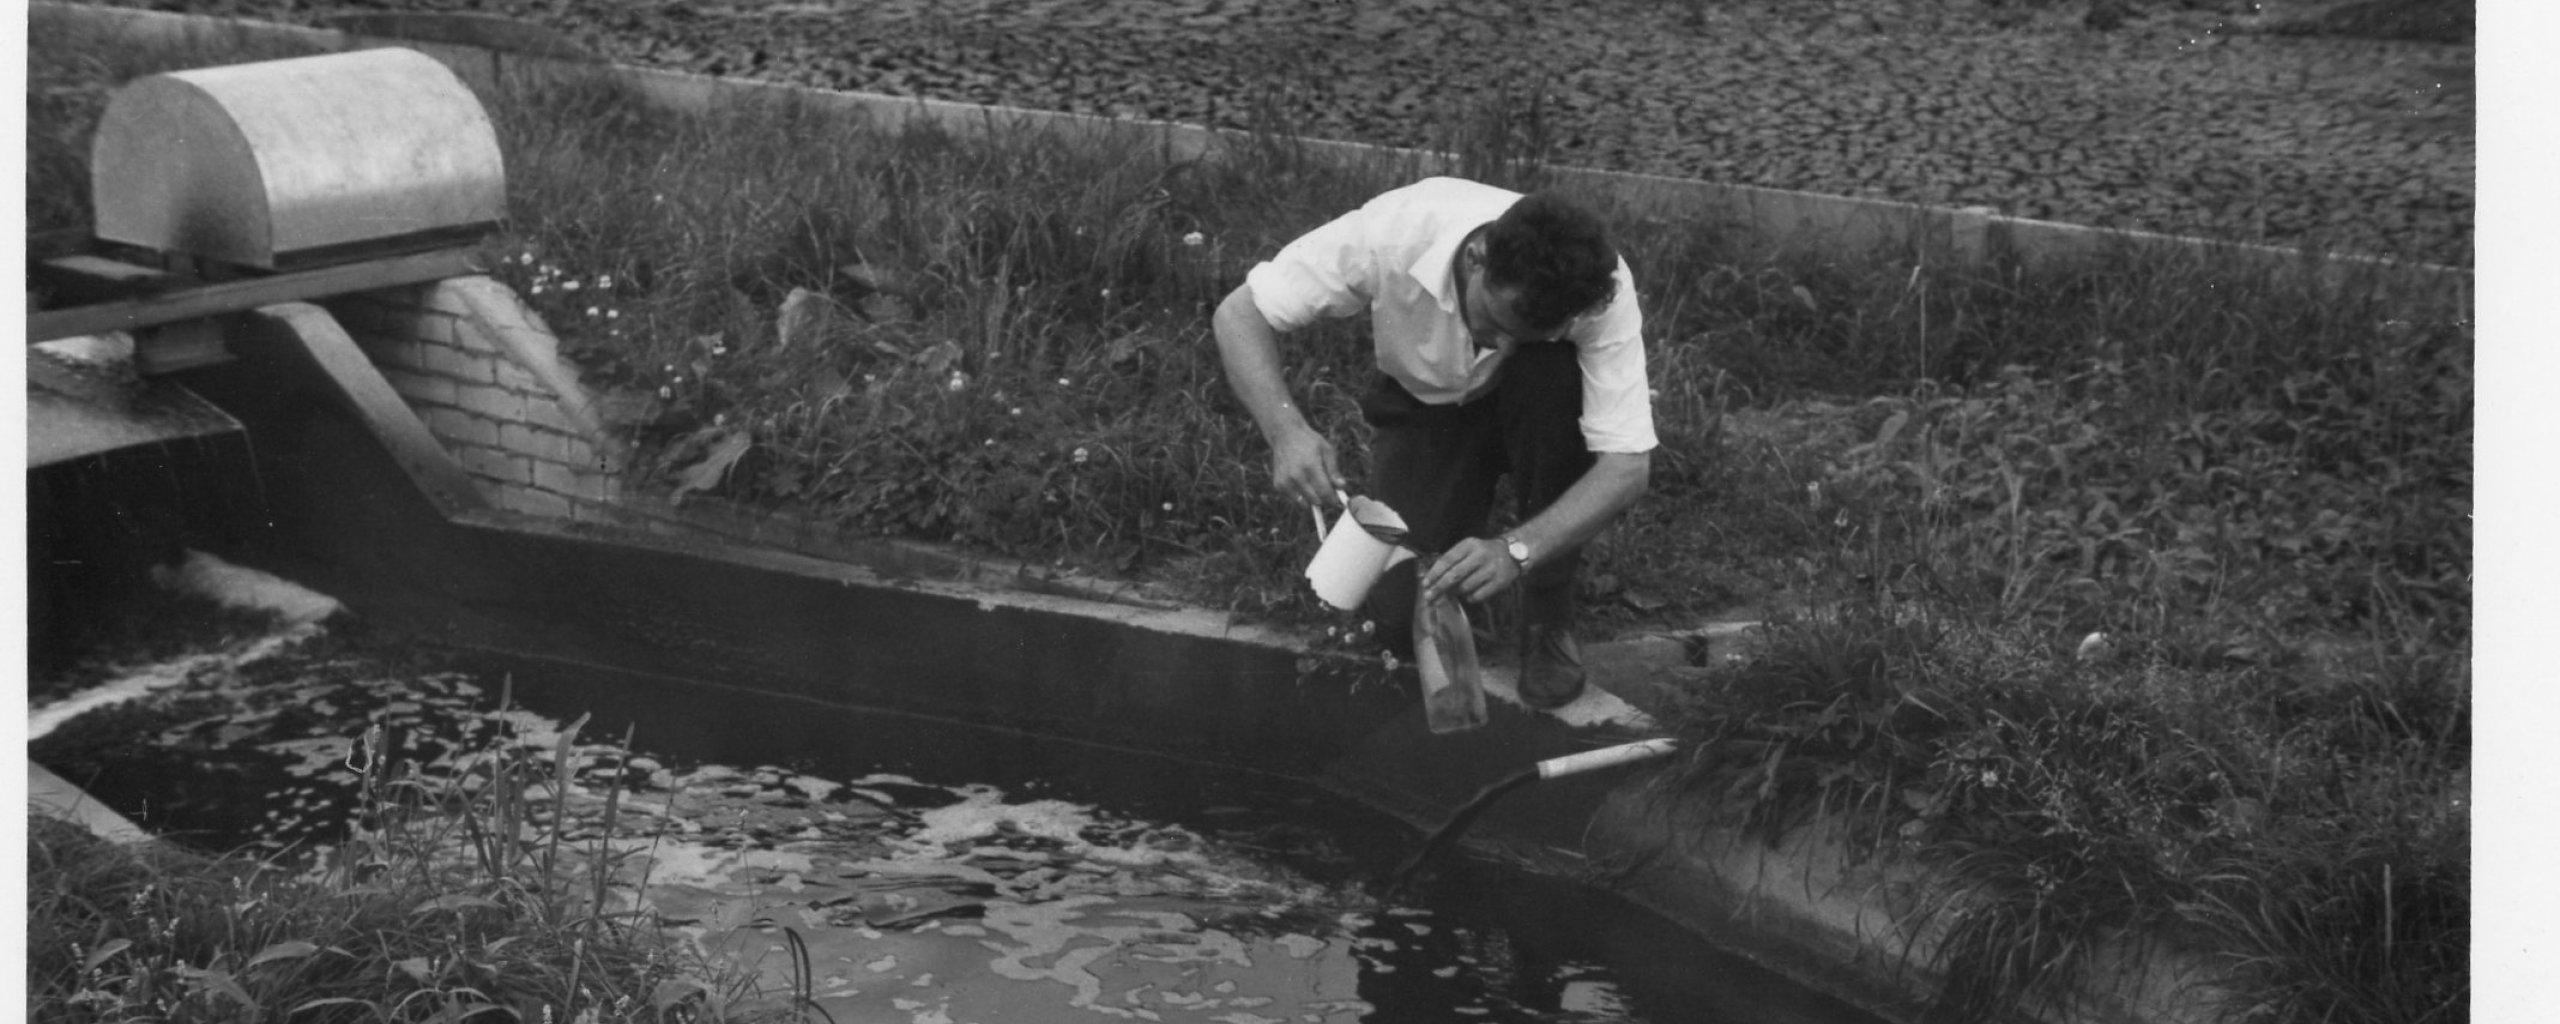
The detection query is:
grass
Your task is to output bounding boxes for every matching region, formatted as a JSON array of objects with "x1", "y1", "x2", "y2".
[
  {"x1": 25, "y1": 15, "x2": 2470, "y2": 1024},
  {"x1": 26, "y1": 633, "x2": 802, "y2": 1024}
]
